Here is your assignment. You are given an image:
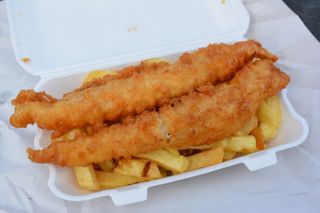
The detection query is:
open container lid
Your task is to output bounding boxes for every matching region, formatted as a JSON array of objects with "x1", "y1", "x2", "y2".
[{"x1": 6, "y1": 0, "x2": 249, "y2": 78}]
